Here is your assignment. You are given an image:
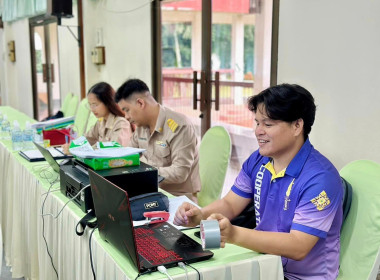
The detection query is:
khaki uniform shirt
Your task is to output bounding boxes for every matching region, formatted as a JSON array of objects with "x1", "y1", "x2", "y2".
[
  {"x1": 85, "y1": 113, "x2": 132, "y2": 146},
  {"x1": 130, "y1": 105, "x2": 201, "y2": 201}
]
